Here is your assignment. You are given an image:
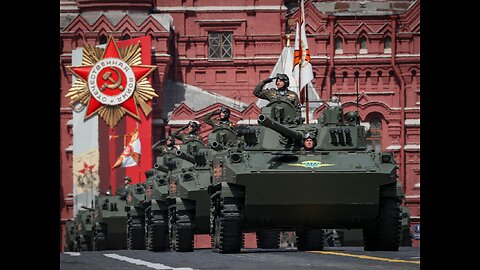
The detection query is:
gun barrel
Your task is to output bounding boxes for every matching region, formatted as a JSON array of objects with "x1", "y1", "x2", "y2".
[
  {"x1": 154, "y1": 163, "x2": 169, "y2": 173},
  {"x1": 258, "y1": 114, "x2": 303, "y2": 142},
  {"x1": 210, "y1": 141, "x2": 224, "y2": 150},
  {"x1": 176, "y1": 150, "x2": 196, "y2": 164}
]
